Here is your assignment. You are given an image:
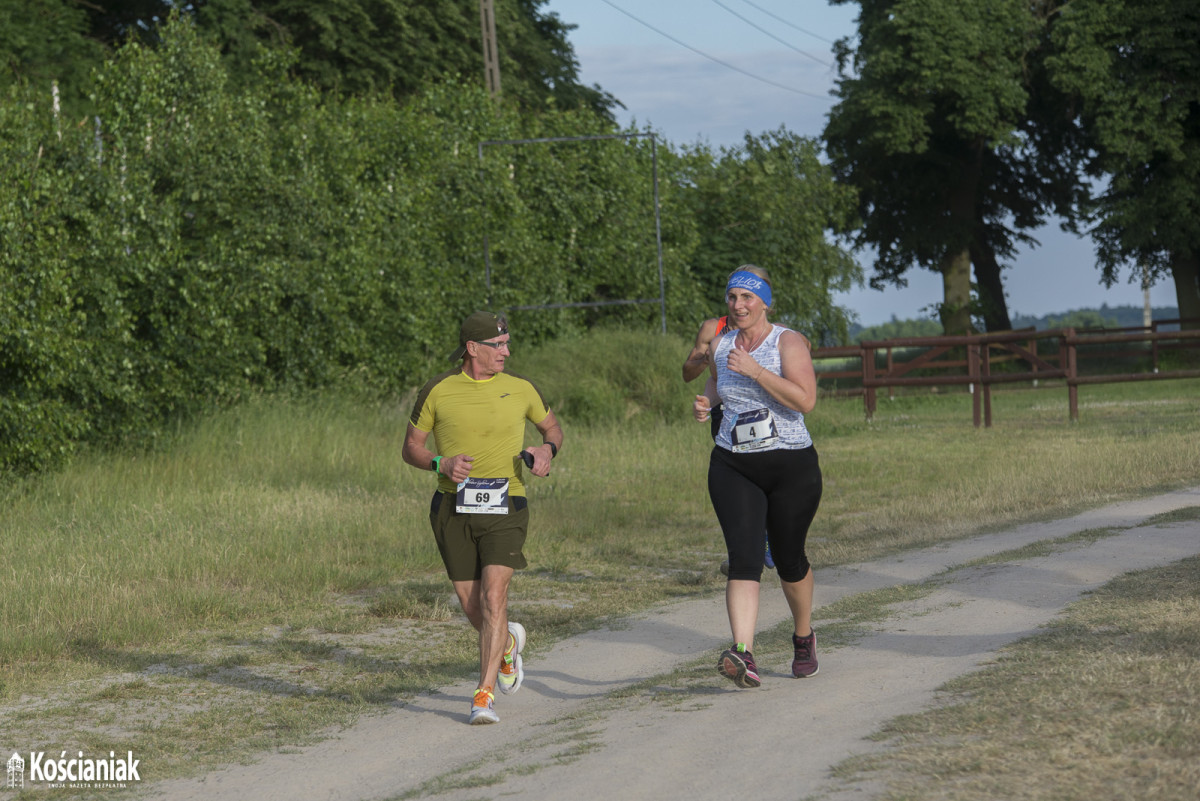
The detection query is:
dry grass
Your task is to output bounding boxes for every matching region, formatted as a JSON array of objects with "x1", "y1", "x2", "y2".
[
  {"x1": 0, "y1": 376, "x2": 1198, "y2": 789},
  {"x1": 830, "y1": 540, "x2": 1200, "y2": 801}
]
